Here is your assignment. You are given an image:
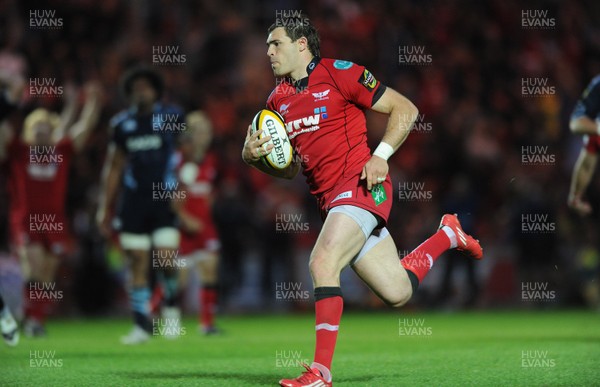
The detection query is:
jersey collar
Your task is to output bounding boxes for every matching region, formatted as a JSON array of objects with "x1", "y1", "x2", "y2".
[{"x1": 293, "y1": 56, "x2": 320, "y2": 91}]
